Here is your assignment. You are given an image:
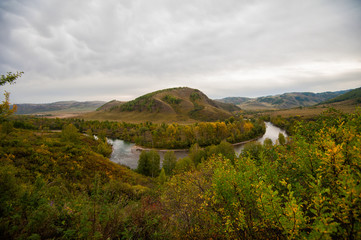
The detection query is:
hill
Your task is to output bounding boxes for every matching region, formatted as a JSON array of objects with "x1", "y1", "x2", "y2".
[
  {"x1": 321, "y1": 87, "x2": 361, "y2": 104},
  {"x1": 217, "y1": 90, "x2": 349, "y2": 110},
  {"x1": 83, "y1": 87, "x2": 237, "y2": 123},
  {"x1": 97, "y1": 100, "x2": 125, "y2": 111},
  {"x1": 14, "y1": 101, "x2": 106, "y2": 115},
  {"x1": 254, "y1": 89, "x2": 361, "y2": 119},
  {"x1": 216, "y1": 97, "x2": 251, "y2": 105}
]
